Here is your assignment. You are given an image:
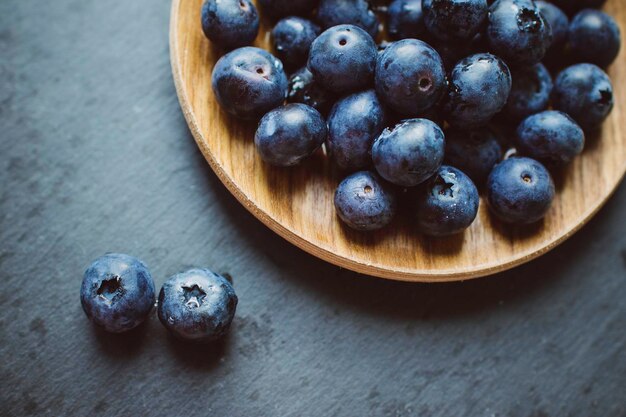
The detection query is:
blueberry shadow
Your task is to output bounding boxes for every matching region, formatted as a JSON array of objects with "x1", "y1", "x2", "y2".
[
  {"x1": 90, "y1": 315, "x2": 151, "y2": 359},
  {"x1": 164, "y1": 331, "x2": 231, "y2": 371}
]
